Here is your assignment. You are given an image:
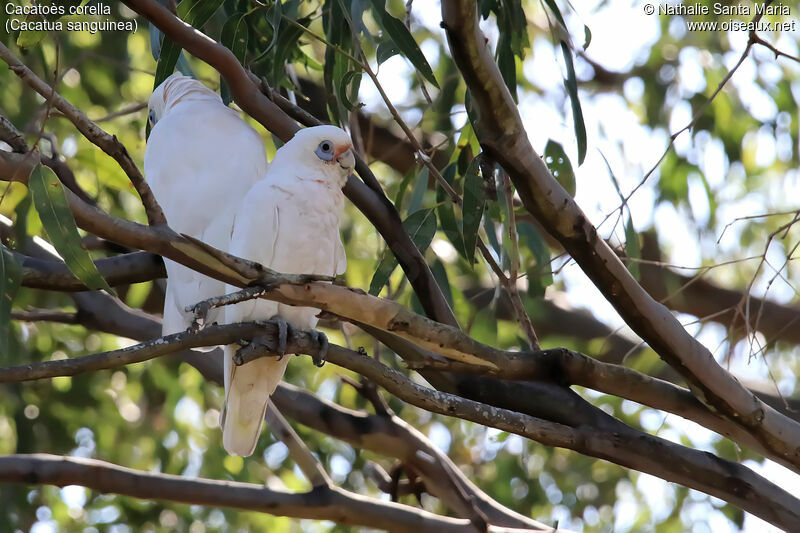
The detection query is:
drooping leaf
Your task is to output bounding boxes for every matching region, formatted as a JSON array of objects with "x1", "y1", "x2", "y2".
[
  {"x1": 483, "y1": 214, "x2": 502, "y2": 258},
  {"x1": 393, "y1": 168, "x2": 417, "y2": 214},
  {"x1": 625, "y1": 214, "x2": 641, "y2": 280},
  {"x1": 436, "y1": 165, "x2": 466, "y2": 259},
  {"x1": 542, "y1": 0, "x2": 587, "y2": 165},
  {"x1": 517, "y1": 222, "x2": 552, "y2": 297},
  {"x1": 376, "y1": 40, "x2": 399, "y2": 65},
  {"x1": 368, "y1": 0, "x2": 439, "y2": 88},
  {"x1": 407, "y1": 167, "x2": 429, "y2": 215},
  {"x1": 461, "y1": 157, "x2": 485, "y2": 264},
  {"x1": 0, "y1": 243, "x2": 22, "y2": 358},
  {"x1": 322, "y1": 0, "x2": 352, "y2": 124},
  {"x1": 369, "y1": 208, "x2": 437, "y2": 295},
  {"x1": 29, "y1": 165, "x2": 113, "y2": 293},
  {"x1": 496, "y1": 35, "x2": 517, "y2": 102},
  {"x1": 220, "y1": 12, "x2": 249, "y2": 105},
  {"x1": 12, "y1": 192, "x2": 31, "y2": 251},
  {"x1": 339, "y1": 70, "x2": 364, "y2": 110},
  {"x1": 153, "y1": 0, "x2": 226, "y2": 88},
  {"x1": 544, "y1": 140, "x2": 576, "y2": 196},
  {"x1": 431, "y1": 258, "x2": 454, "y2": 309},
  {"x1": 271, "y1": 16, "x2": 308, "y2": 86},
  {"x1": 149, "y1": 22, "x2": 162, "y2": 60},
  {"x1": 560, "y1": 41, "x2": 587, "y2": 165}
]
